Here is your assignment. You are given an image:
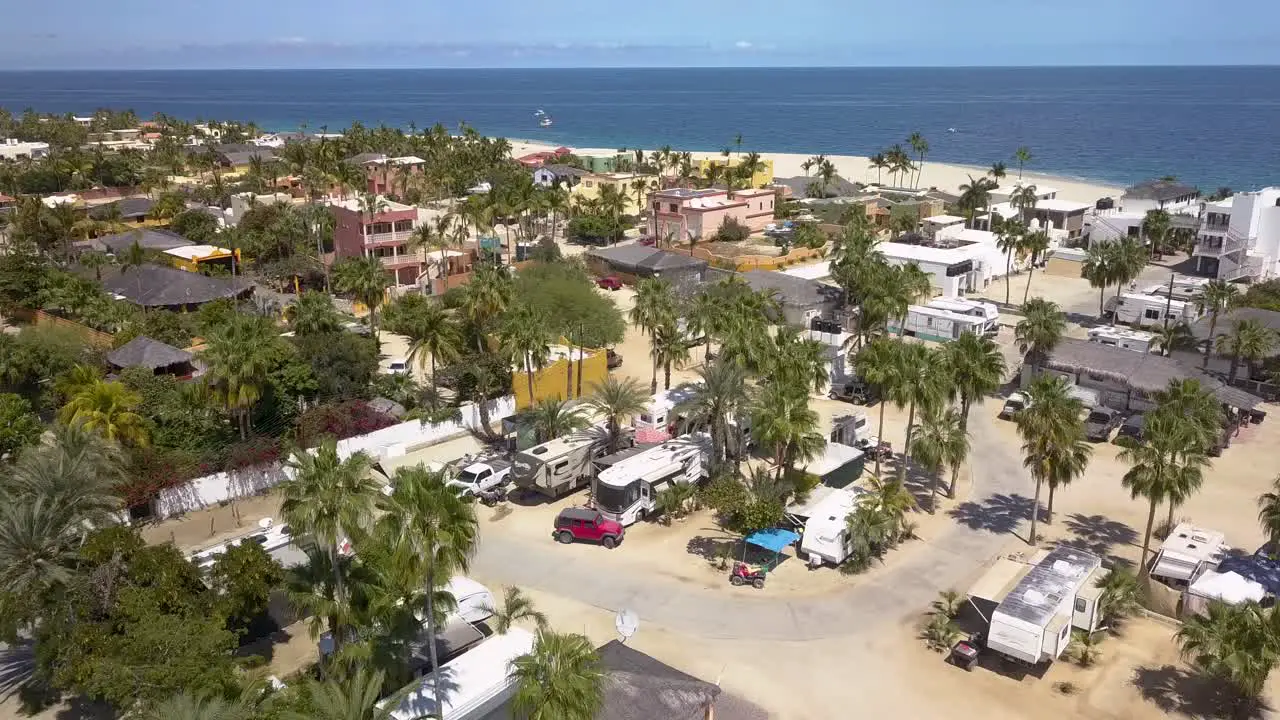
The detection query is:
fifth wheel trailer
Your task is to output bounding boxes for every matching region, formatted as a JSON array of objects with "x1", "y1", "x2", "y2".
[
  {"x1": 511, "y1": 425, "x2": 617, "y2": 498},
  {"x1": 969, "y1": 547, "x2": 1105, "y2": 665}
]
